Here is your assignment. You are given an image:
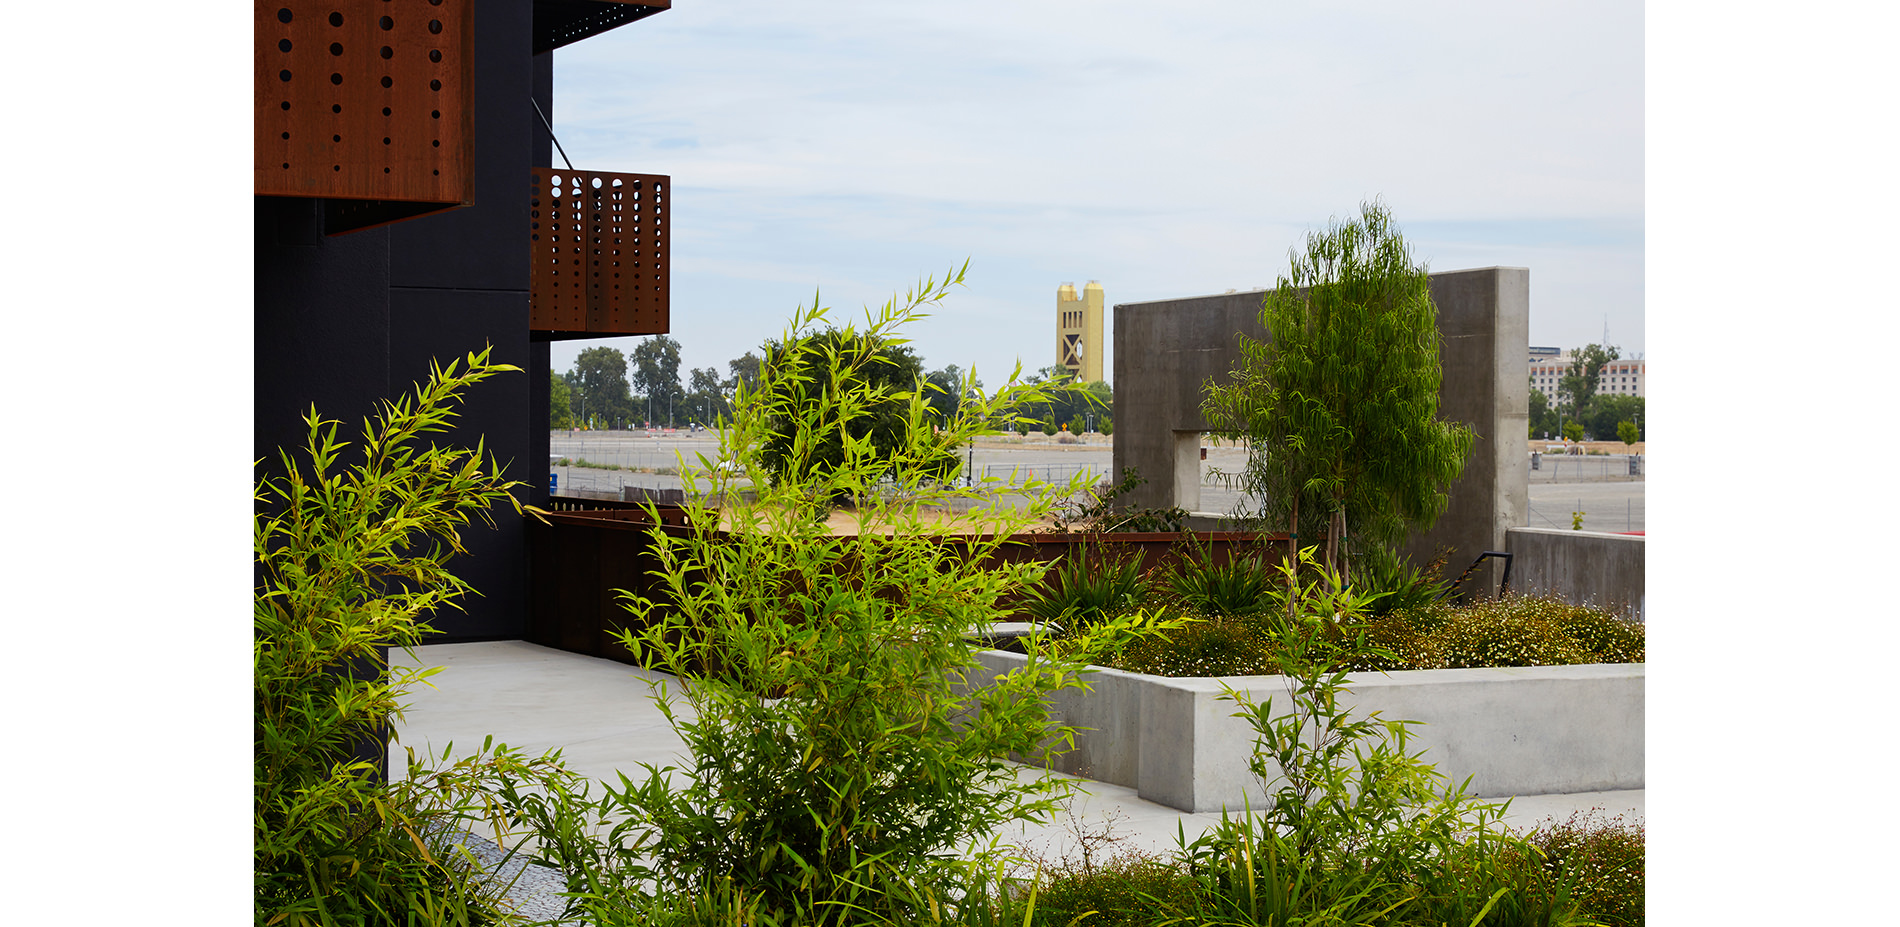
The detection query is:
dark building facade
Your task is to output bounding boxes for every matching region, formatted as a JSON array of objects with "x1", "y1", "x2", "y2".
[{"x1": 255, "y1": 0, "x2": 671, "y2": 641}]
